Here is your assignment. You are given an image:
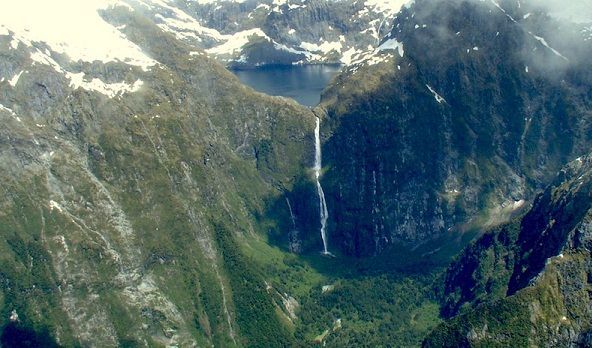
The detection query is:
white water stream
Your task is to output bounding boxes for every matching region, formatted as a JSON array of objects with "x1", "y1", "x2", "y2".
[
  {"x1": 314, "y1": 117, "x2": 331, "y2": 255},
  {"x1": 285, "y1": 197, "x2": 296, "y2": 230}
]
